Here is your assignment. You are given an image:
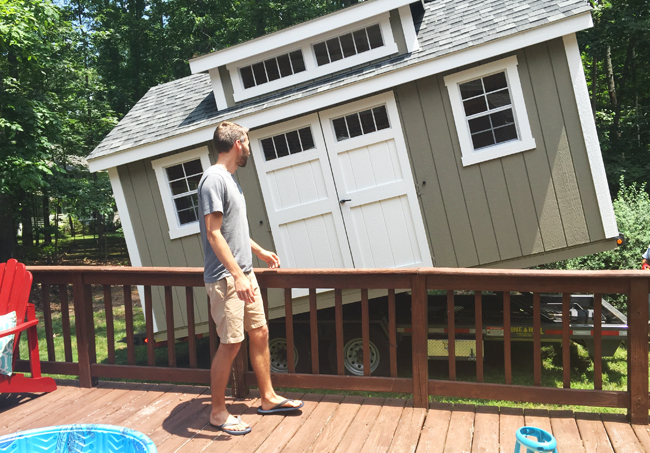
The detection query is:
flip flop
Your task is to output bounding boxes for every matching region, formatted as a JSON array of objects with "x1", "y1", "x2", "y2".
[
  {"x1": 257, "y1": 398, "x2": 305, "y2": 415},
  {"x1": 210, "y1": 415, "x2": 252, "y2": 435}
]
